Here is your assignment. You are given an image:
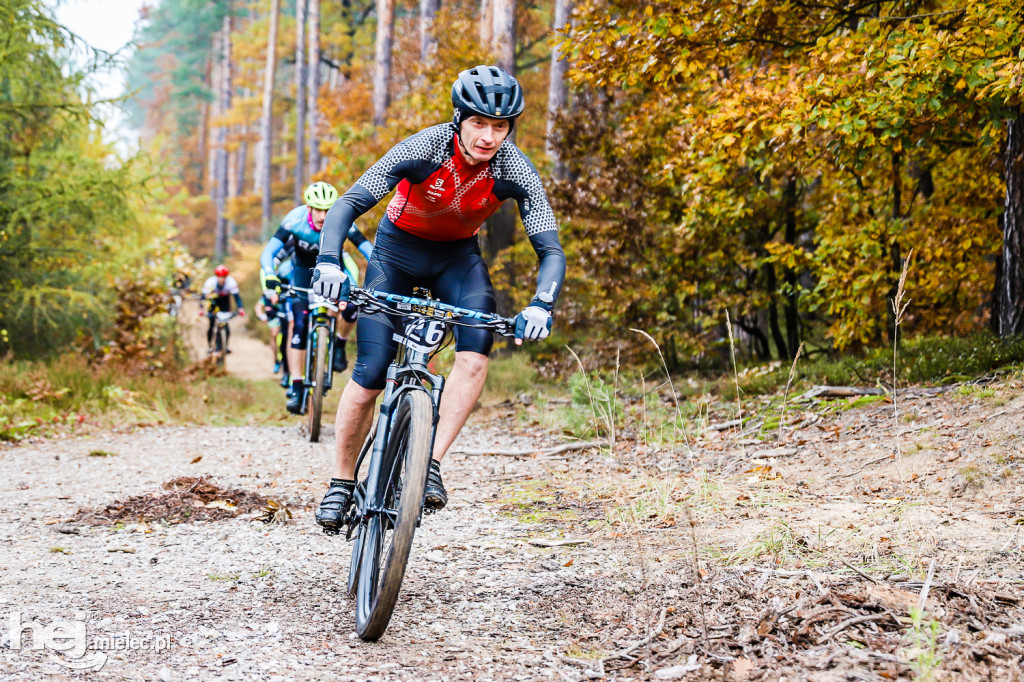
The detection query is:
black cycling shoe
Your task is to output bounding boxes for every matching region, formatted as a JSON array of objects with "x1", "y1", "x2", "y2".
[
  {"x1": 315, "y1": 481, "x2": 355, "y2": 531},
  {"x1": 424, "y1": 459, "x2": 447, "y2": 510},
  {"x1": 331, "y1": 341, "x2": 347, "y2": 373},
  {"x1": 286, "y1": 388, "x2": 306, "y2": 415}
]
